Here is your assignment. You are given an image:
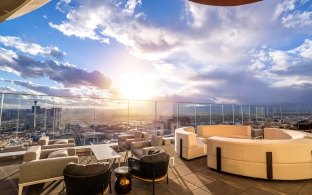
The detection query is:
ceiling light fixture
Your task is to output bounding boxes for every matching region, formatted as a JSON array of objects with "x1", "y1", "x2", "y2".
[
  {"x1": 189, "y1": 0, "x2": 262, "y2": 6},
  {"x1": 0, "y1": 0, "x2": 50, "y2": 23}
]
